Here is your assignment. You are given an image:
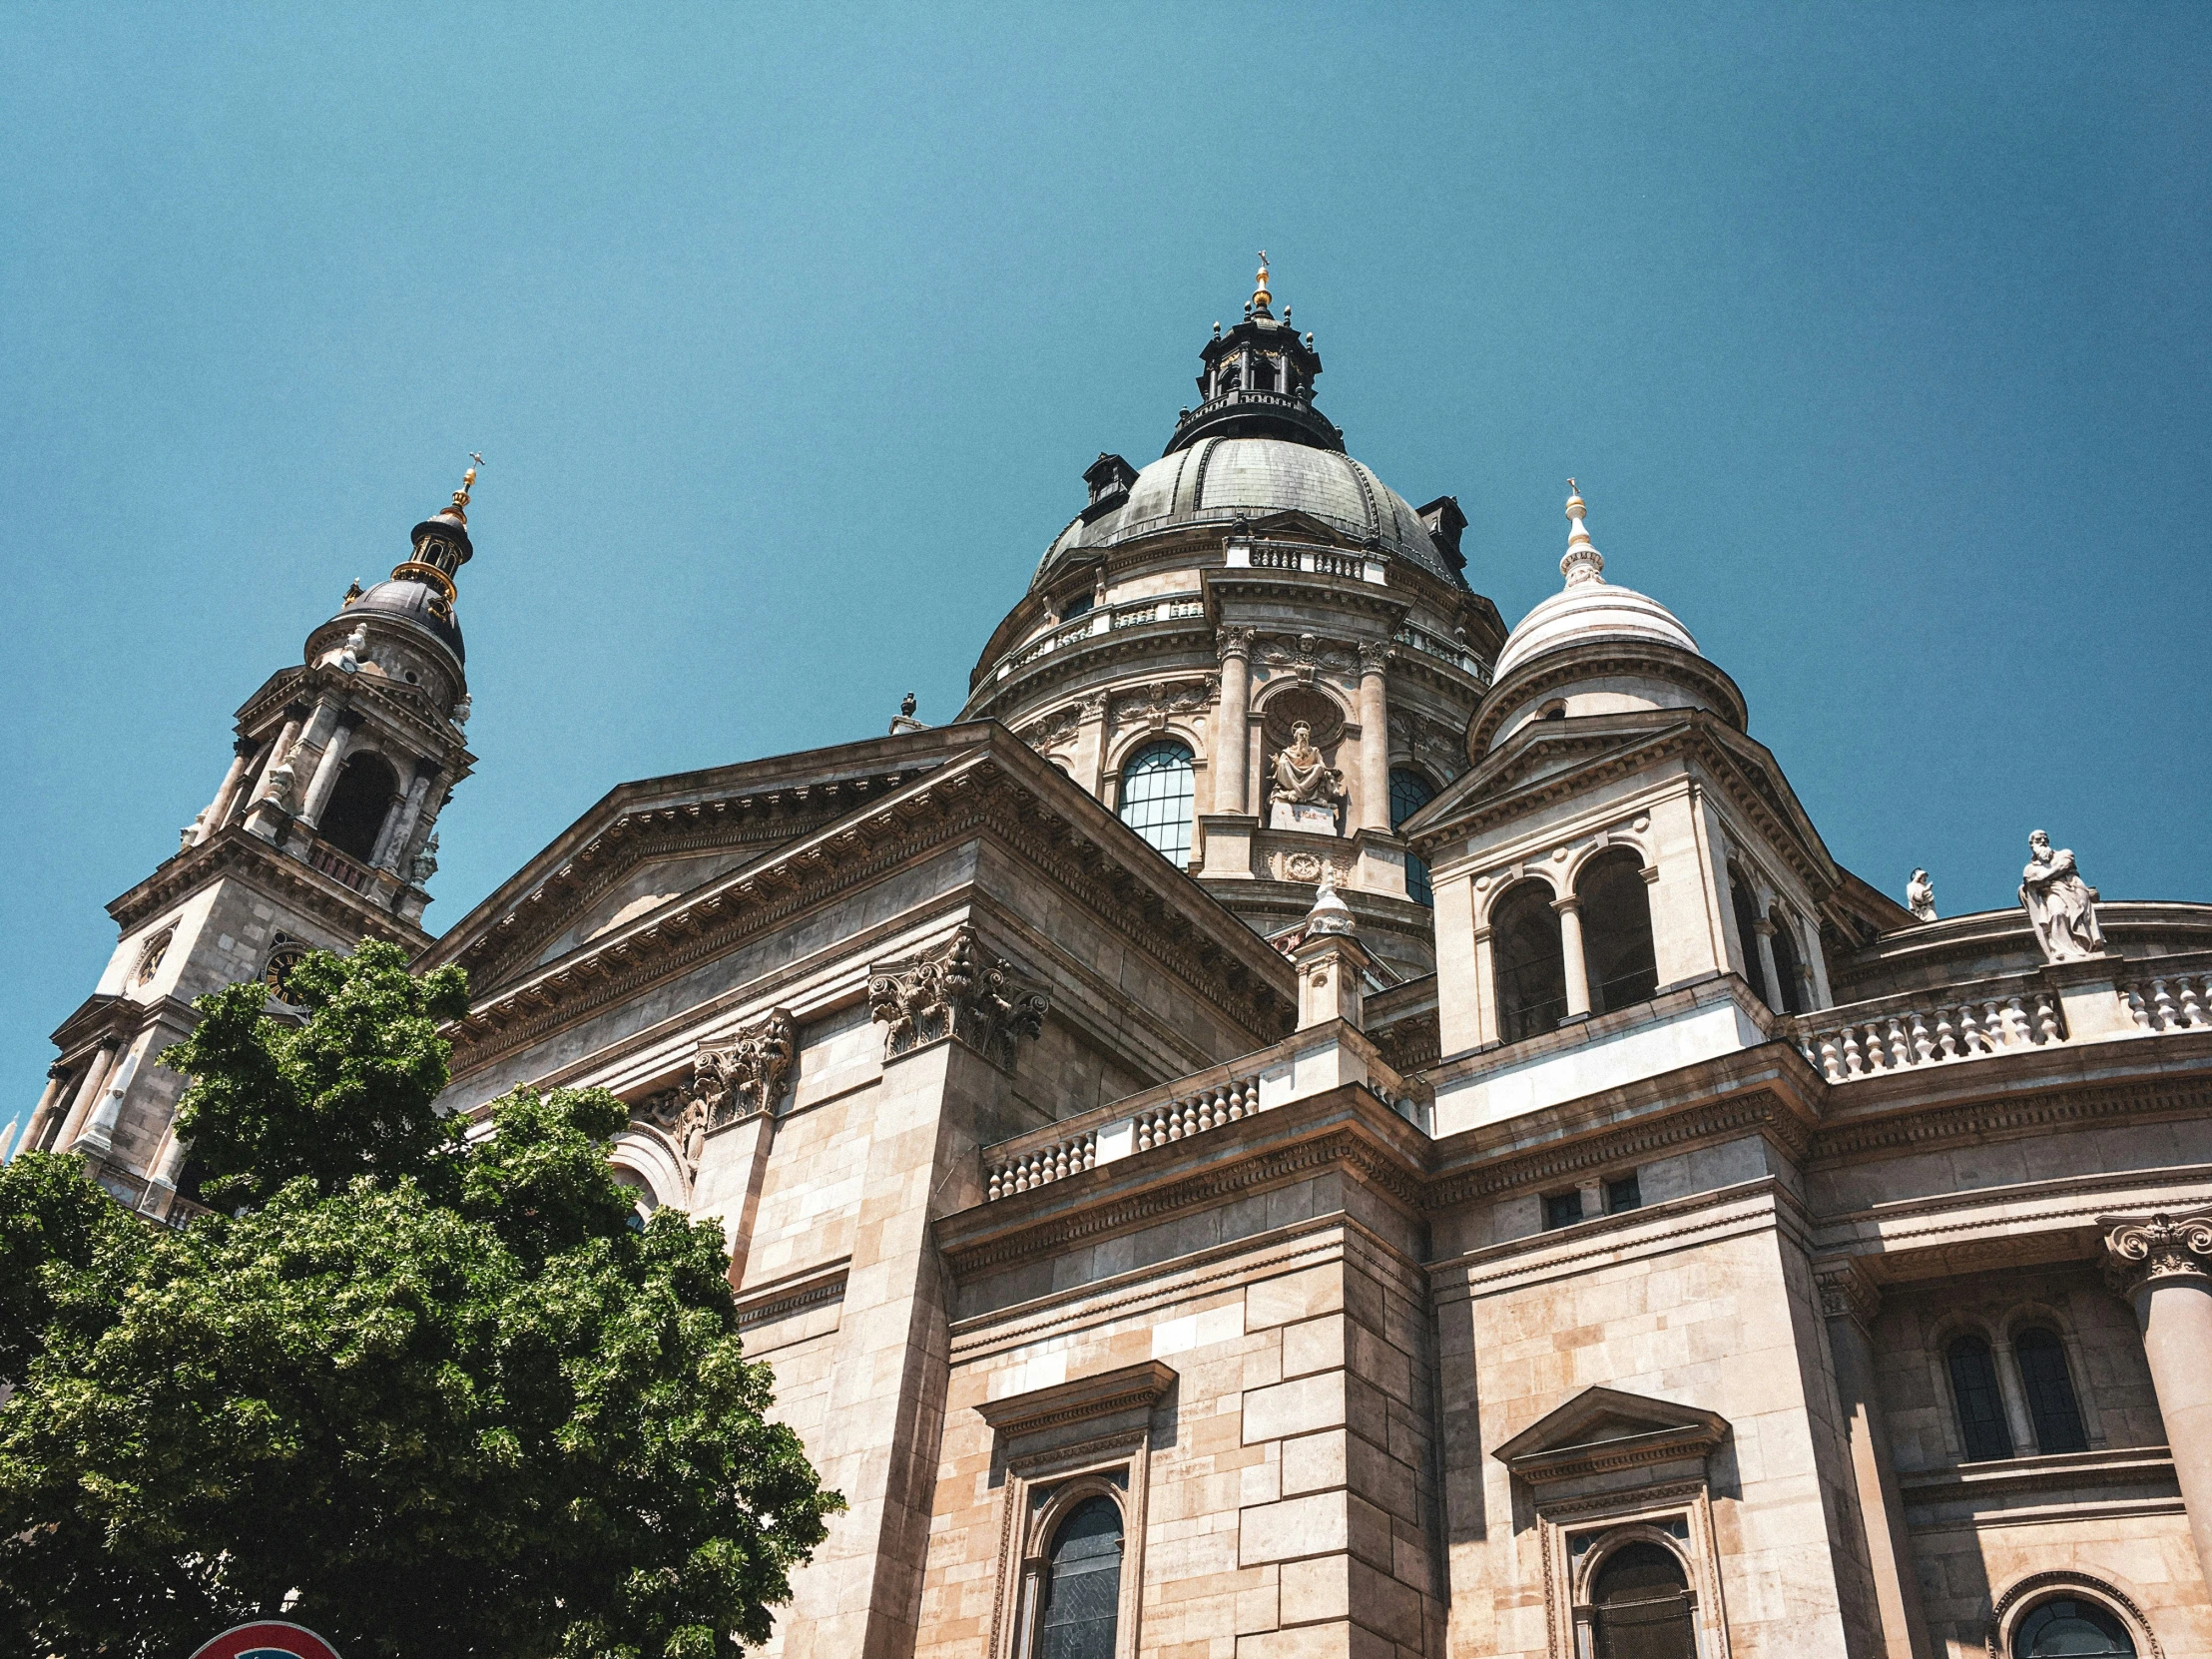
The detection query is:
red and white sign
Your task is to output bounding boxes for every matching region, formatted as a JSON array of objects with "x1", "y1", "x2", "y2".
[{"x1": 189, "y1": 1621, "x2": 342, "y2": 1659}]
